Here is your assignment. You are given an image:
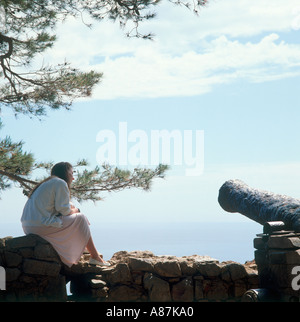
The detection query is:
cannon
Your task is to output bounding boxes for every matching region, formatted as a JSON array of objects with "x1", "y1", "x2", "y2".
[
  {"x1": 218, "y1": 179, "x2": 300, "y2": 232},
  {"x1": 218, "y1": 180, "x2": 300, "y2": 302}
]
